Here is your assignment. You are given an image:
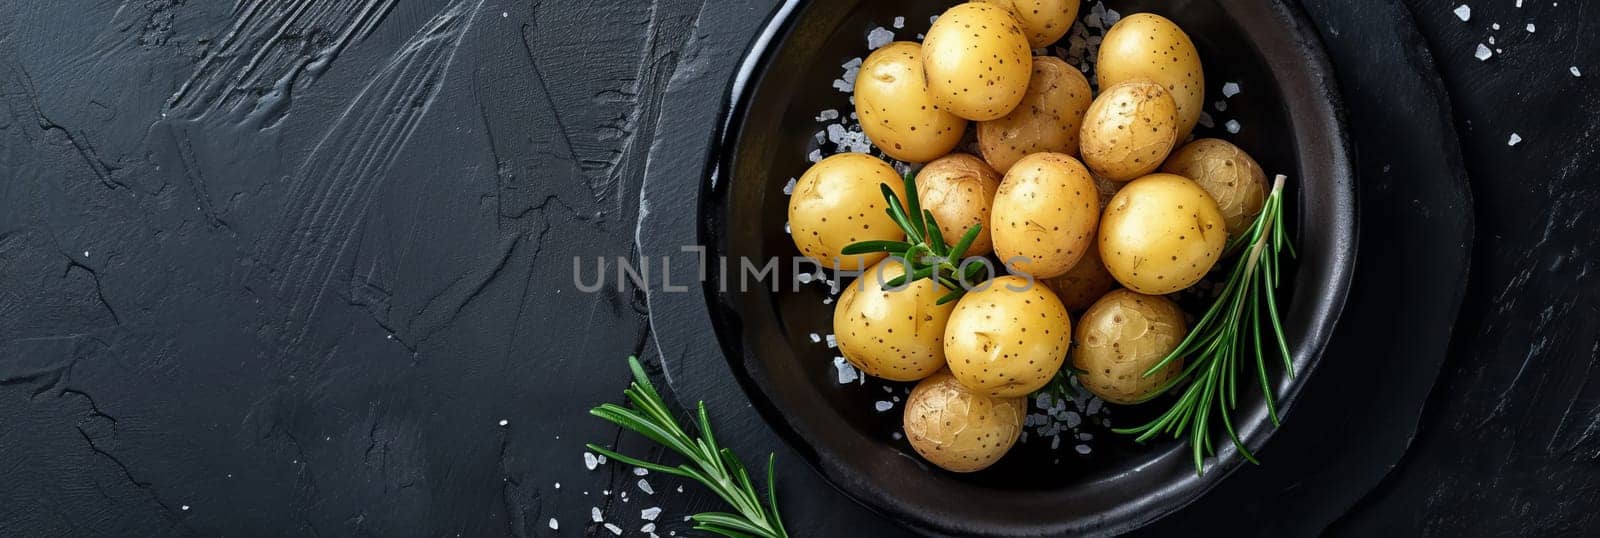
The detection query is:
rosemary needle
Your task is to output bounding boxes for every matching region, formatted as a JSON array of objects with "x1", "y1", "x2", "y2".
[
  {"x1": 588, "y1": 357, "x2": 789, "y2": 538},
  {"x1": 1112, "y1": 175, "x2": 1295, "y2": 475}
]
